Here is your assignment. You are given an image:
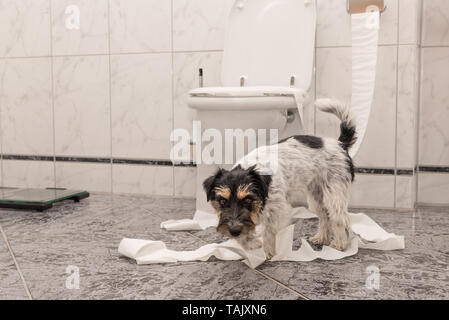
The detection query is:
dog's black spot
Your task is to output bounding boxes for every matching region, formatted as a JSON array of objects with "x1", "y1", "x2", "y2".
[
  {"x1": 278, "y1": 135, "x2": 323, "y2": 149},
  {"x1": 346, "y1": 152, "x2": 355, "y2": 182},
  {"x1": 339, "y1": 122, "x2": 357, "y2": 151}
]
